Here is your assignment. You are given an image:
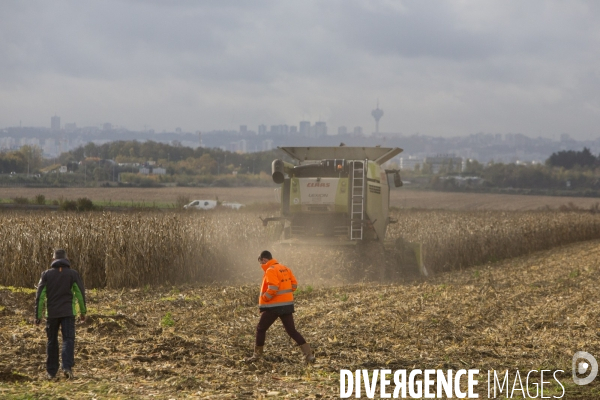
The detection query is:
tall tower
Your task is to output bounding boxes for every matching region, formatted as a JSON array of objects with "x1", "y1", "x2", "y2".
[{"x1": 371, "y1": 101, "x2": 383, "y2": 135}]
